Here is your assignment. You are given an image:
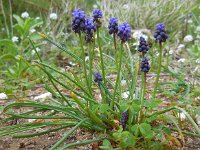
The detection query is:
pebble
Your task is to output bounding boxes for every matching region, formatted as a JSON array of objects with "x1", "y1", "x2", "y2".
[{"x1": 33, "y1": 92, "x2": 52, "y2": 100}]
